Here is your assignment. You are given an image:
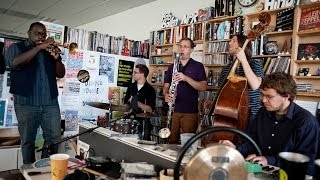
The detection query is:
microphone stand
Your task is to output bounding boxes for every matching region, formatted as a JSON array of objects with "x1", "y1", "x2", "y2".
[{"x1": 36, "y1": 115, "x2": 130, "y2": 154}]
